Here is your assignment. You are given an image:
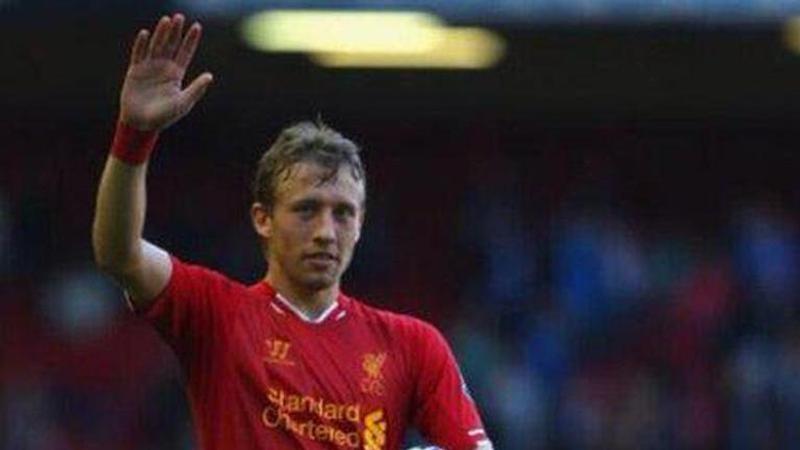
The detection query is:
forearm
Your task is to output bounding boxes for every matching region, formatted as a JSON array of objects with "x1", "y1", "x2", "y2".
[
  {"x1": 91, "y1": 13, "x2": 209, "y2": 304},
  {"x1": 93, "y1": 148, "x2": 172, "y2": 306},
  {"x1": 92, "y1": 155, "x2": 149, "y2": 275},
  {"x1": 94, "y1": 12, "x2": 209, "y2": 273}
]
